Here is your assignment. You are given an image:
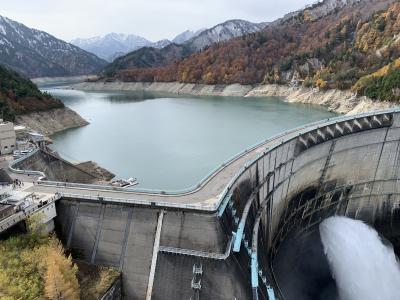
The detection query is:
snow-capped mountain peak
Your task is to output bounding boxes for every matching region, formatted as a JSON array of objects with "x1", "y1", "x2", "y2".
[
  {"x1": 172, "y1": 28, "x2": 206, "y2": 44},
  {"x1": 70, "y1": 33, "x2": 175, "y2": 61},
  {"x1": 187, "y1": 19, "x2": 268, "y2": 51},
  {"x1": 0, "y1": 14, "x2": 106, "y2": 78}
]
